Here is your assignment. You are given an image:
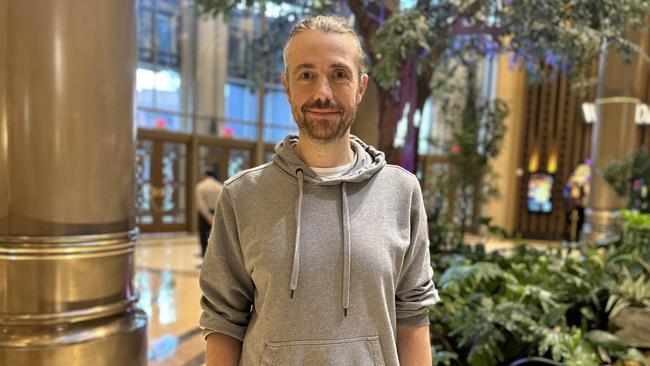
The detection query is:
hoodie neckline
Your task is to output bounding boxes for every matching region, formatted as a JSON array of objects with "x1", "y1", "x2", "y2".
[
  {"x1": 310, "y1": 152, "x2": 357, "y2": 178},
  {"x1": 272, "y1": 134, "x2": 386, "y2": 185}
]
